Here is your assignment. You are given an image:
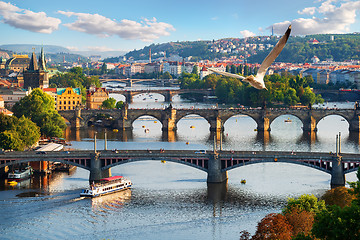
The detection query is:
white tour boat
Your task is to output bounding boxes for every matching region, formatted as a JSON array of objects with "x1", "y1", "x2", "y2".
[
  {"x1": 8, "y1": 166, "x2": 33, "y2": 180},
  {"x1": 80, "y1": 176, "x2": 132, "y2": 197}
]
